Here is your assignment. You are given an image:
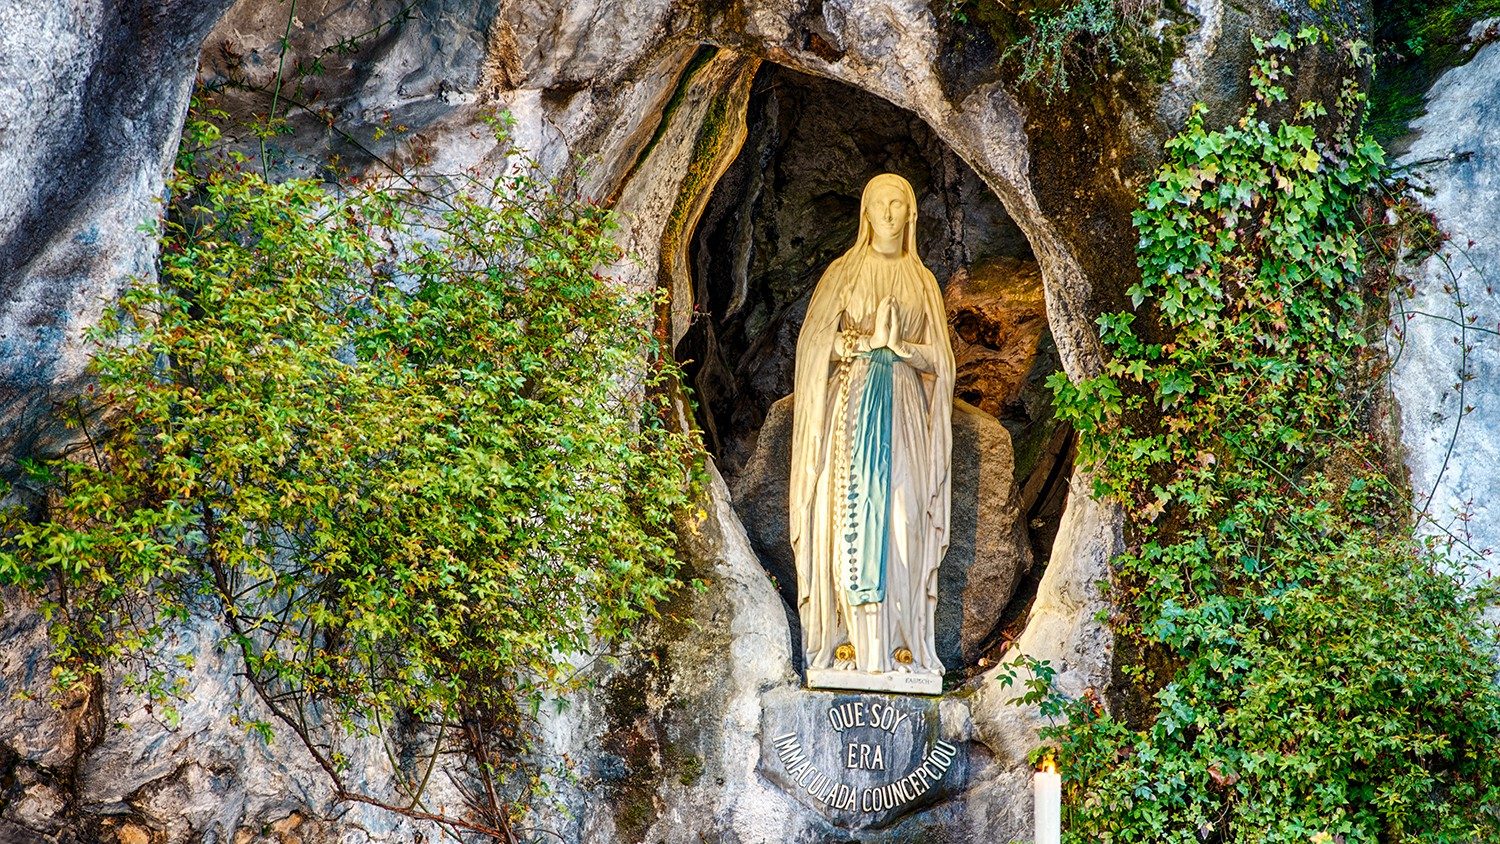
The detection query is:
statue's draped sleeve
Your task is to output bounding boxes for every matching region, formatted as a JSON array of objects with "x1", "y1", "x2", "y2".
[
  {"x1": 789, "y1": 254, "x2": 851, "y2": 602},
  {"x1": 918, "y1": 262, "x2": 956, "y2": 565}
]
